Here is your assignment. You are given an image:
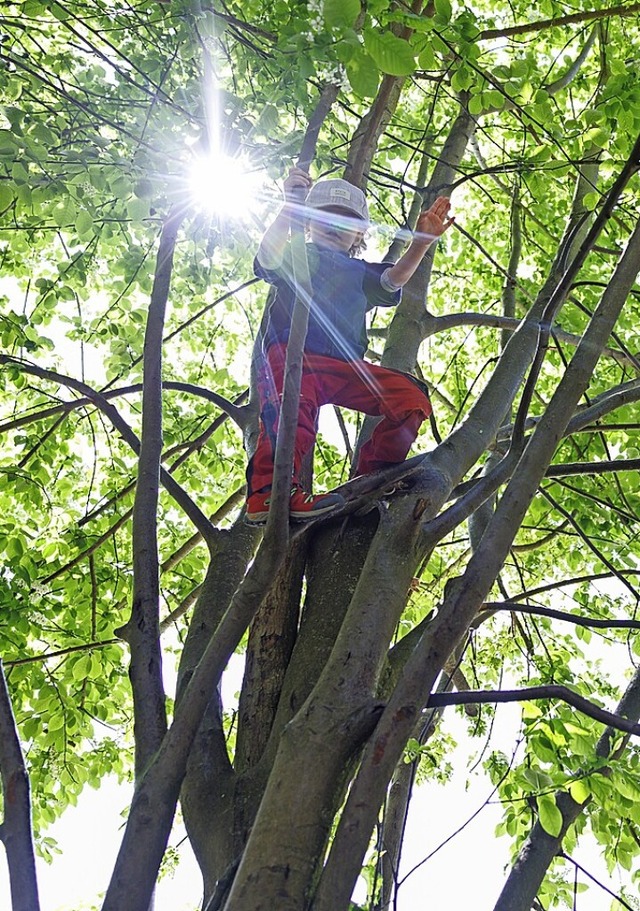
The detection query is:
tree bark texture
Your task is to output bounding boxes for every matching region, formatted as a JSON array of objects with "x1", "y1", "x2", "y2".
[
  {"x1": 0, "y1": 661, "x2": 41, "y2": 911},
  {"x1": 124, "y1": 208, "x2": 183, "y2": 776}
]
